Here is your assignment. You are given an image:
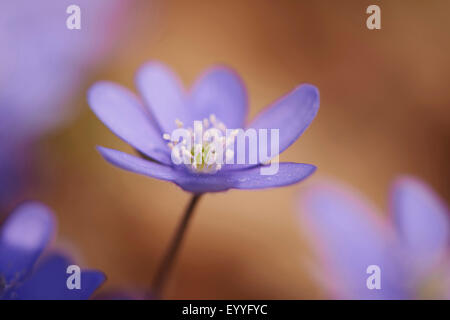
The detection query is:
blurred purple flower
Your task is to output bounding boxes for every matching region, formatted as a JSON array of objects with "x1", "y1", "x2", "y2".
[
  {"x1": 0, "y1": 202, "x2": 105, "y2": 300},
  {"x1": 0, "y1": 0, "x2": 131, "y2": 210},
  {"x1": 299, "y1": 176, "x2": 450, "y2": 299},
  {"x1": 88, "y1": 61, "x2": 319, "y2": 193}
]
